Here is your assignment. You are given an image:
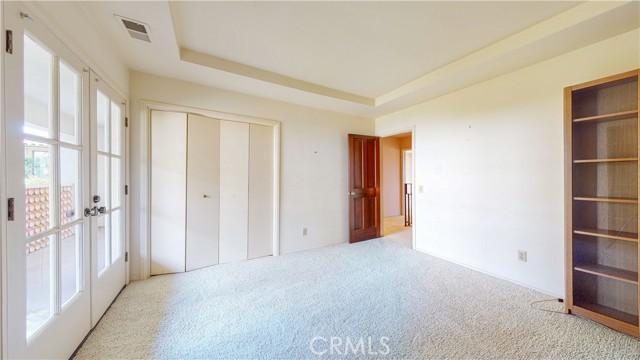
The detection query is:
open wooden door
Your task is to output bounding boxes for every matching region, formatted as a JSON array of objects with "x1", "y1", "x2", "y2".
[{"x1": 348, "y1": 134, "x2": 381, "y2": 243}]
